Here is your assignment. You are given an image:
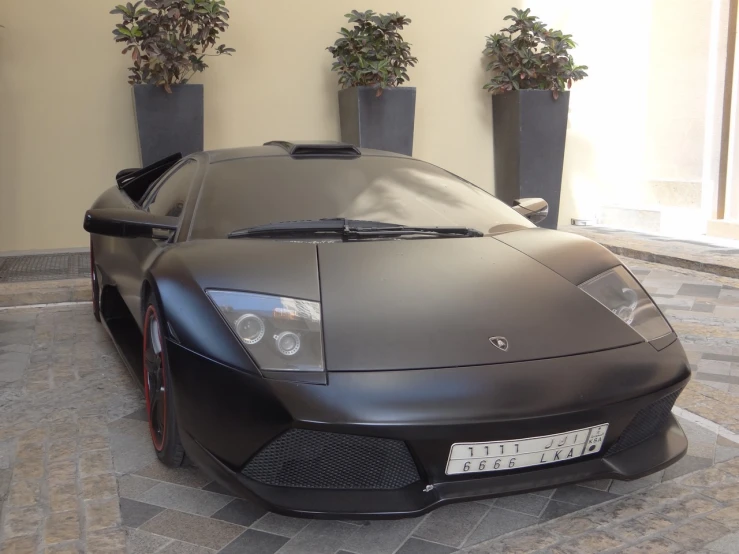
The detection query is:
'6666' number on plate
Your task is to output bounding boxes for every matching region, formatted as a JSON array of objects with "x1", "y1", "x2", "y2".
[{"x1": 463, "y1": 458, "x2": 518, "y2": 471}]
